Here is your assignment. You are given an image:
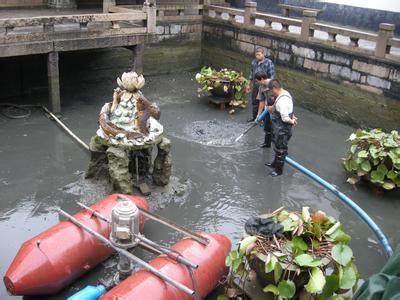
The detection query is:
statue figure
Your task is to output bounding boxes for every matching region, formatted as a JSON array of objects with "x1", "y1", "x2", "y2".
[
  {"x1": 87, "y1": 71, "x2": 171, "y2": 194},
  {"x1": 97, "y1": 71, "x2": 163, "y2": 145}
]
